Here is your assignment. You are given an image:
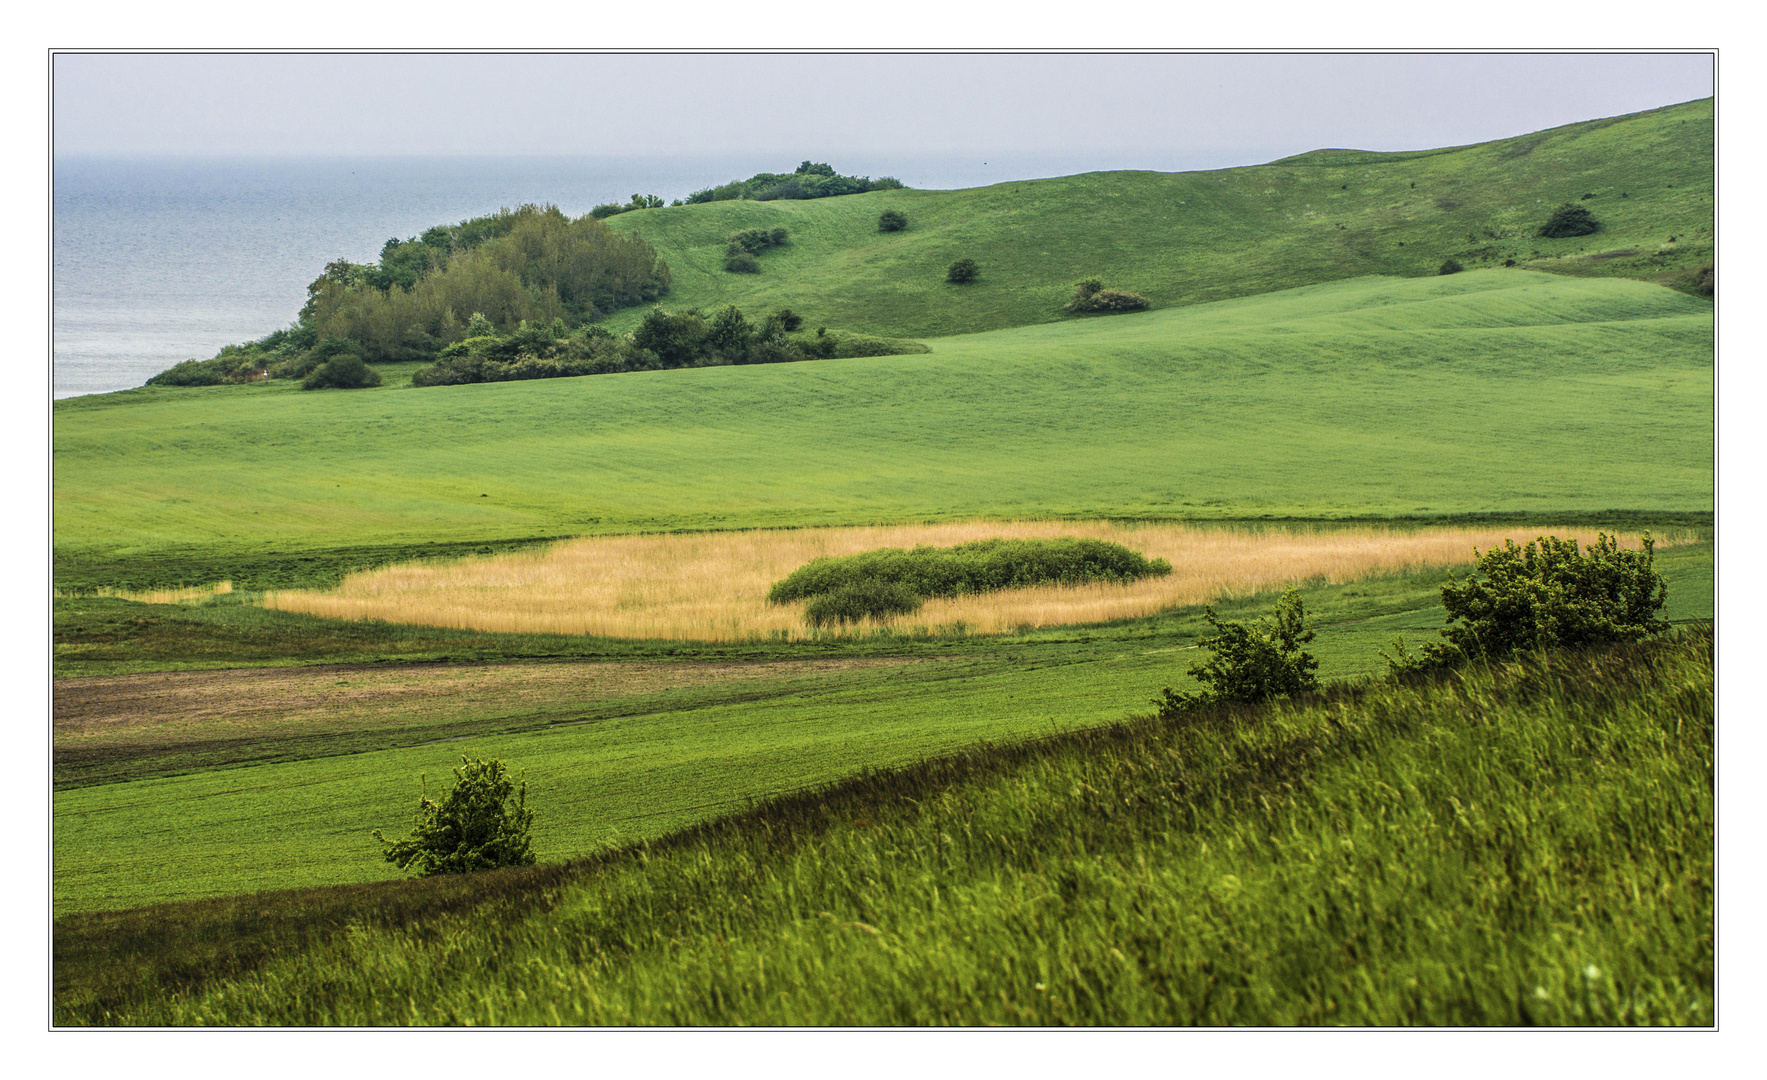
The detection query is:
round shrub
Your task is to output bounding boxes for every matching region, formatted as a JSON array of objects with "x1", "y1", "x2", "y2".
[
  {"x1": 1438, "y1": 259, "x2": 1464, "y2": 275},
  {"x1": 946, "y1": 258, "x2": 980, "y2": 284},
  {"x1": 301, "y1": 352, "x2": 382, "y2": 390},
  {"x1": 878, "y1": 210, "x2": 908, "y2": 233},
  {"x1": 725, "y1": 254, "x2": 761, "y2": 274},
  {"x1": 803, "y1": 581, "x2": 925, "y2": 628},
  {"x1": 1538, "y1": 203, "x2": 1601, "y2": 238}
]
